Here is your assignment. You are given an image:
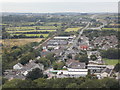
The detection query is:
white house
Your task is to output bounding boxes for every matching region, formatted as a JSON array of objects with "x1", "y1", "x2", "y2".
[{"x1": 13, "y1": 63, "x2": 23, "y2": 70}]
